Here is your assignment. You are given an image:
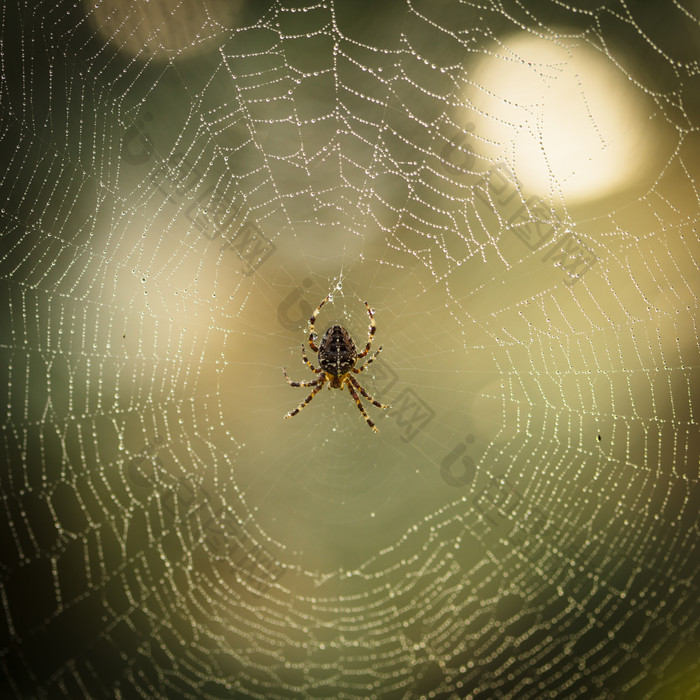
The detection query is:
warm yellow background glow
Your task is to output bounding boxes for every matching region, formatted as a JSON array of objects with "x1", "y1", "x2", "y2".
[{"x1": 468, "y1": 33, "x2": 660, "y2": 203}]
